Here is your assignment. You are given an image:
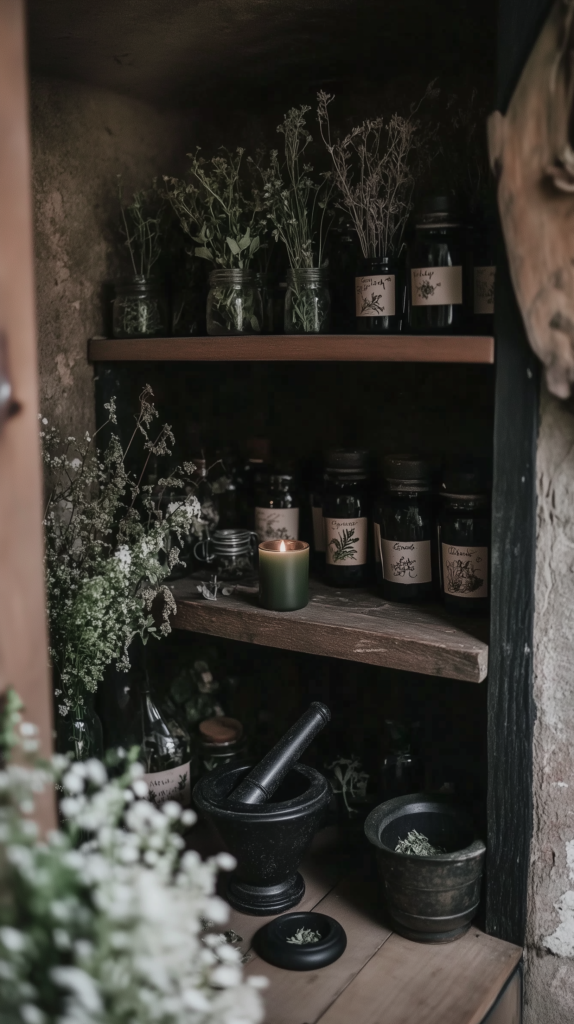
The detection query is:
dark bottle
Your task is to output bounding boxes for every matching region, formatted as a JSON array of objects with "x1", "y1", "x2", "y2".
[
  {"x1": 310, "y1": 473, "x2": 327, "y2": 569},
  {"x1": 237, "y1": 437, "x2": 271, "y2": 528},
  {"x1": 407, "y1": 195, "x2": 466, "y2": 333},
  {"x1": 198, "y1": 716, "x2": 247, "y2": 774},
  {"x1": 254, "y1": 472, "x2": 299, "y2": 543},
  {"x1": 379, "y1": 718, "x2": 423, "y2": 801},
  {"x1": 323, "y1": 449, "x2": 371, "y2": 588},
  {"x1": 355, "y1": 256, "x2": 401, "y2": 333},
  {"x1": 472, "y1": 200, "x2": 496, "y2": 333},
  {"x1": 375, "y1": 455, "x2": 434, "y2": 603},
  {"x1": 438, "y1": 466, "x2": 491, "y2": 614},
  {"x1": 140, "y1": 679, "x2": 193, "y2": 807}
]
